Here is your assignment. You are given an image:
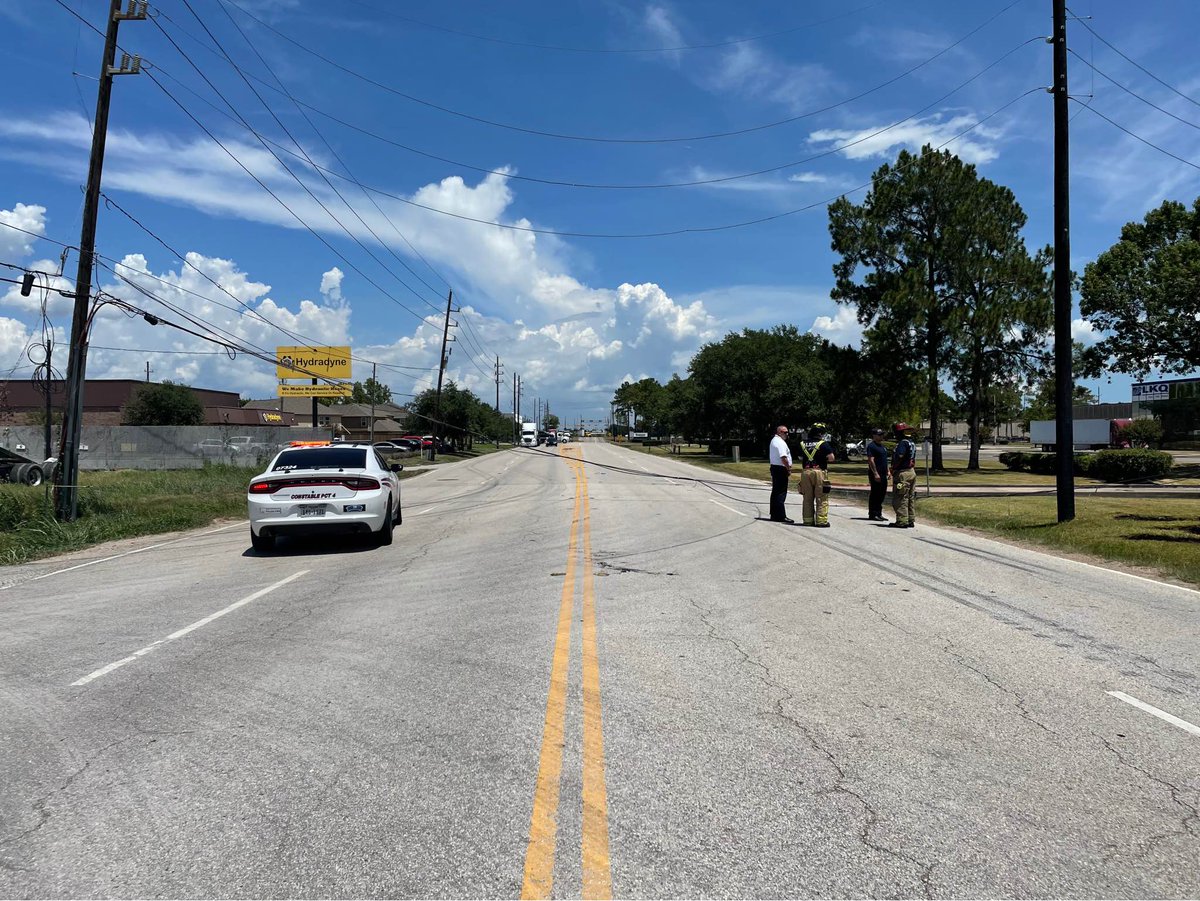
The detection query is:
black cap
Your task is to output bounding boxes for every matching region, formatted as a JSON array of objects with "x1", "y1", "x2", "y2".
[{"x1": 870, "y1": 427, "x2": 884, "y2": 435}]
